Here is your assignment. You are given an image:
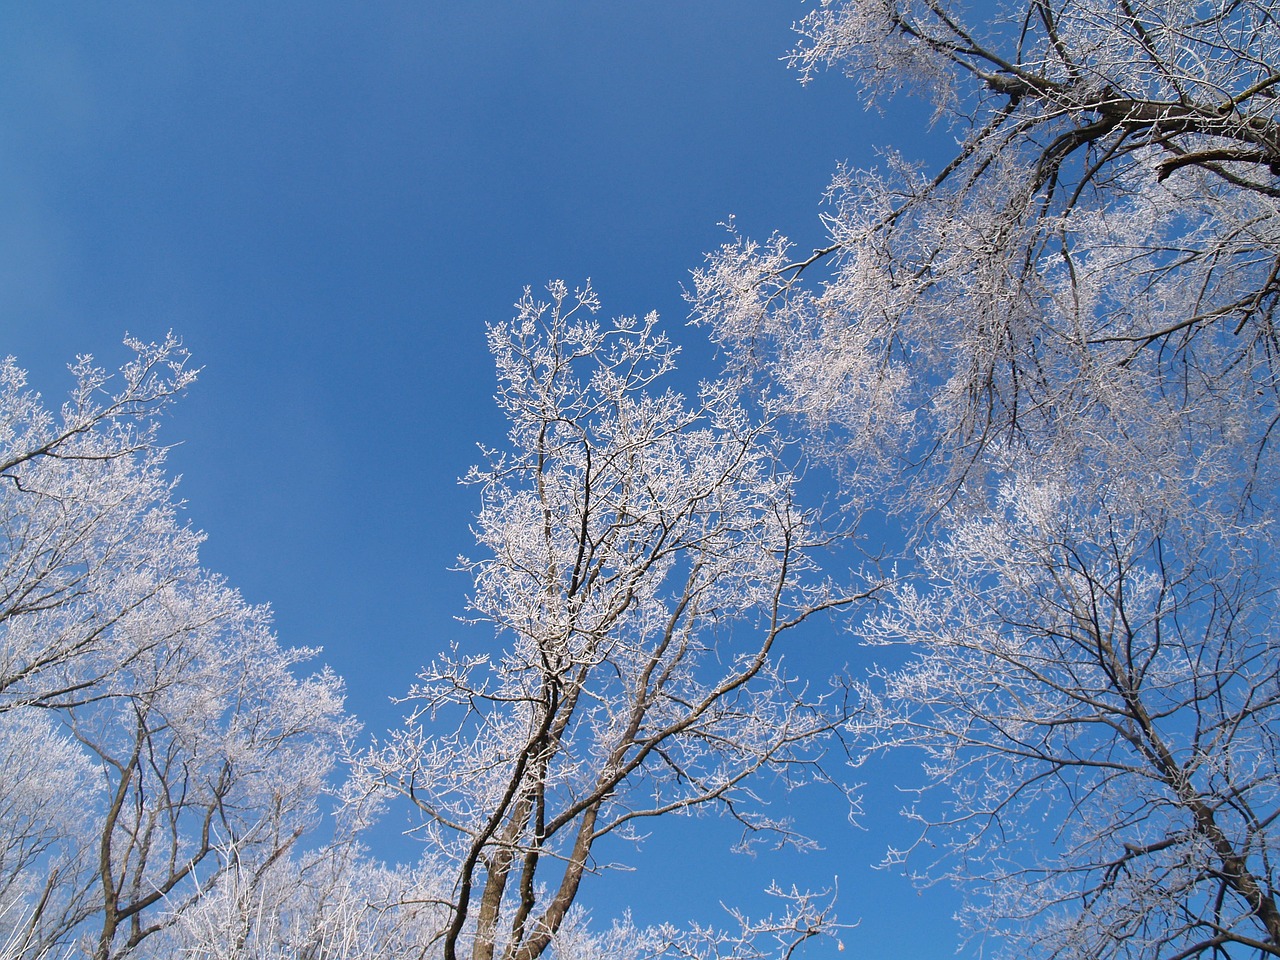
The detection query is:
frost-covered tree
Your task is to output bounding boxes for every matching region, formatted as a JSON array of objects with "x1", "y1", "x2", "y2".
[
  {"x1": 692, "y1": 0, "x2": 1279, "y2": 506},
  {"x1": 852, "y1": 454, "x2": 1280, "y2": 959},
  {"x1": 150, "y1": 834, "x2": 450, "y2": 960},
  {"x1": 0, "y1": 339, "x2": 351, "y2": 960},
  {"x1": 356, "y1": 282, "x2": 864, "y2": 960},
  {"x1": 689, "y1": 2, "x2": 1280, "y2": 958}
]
